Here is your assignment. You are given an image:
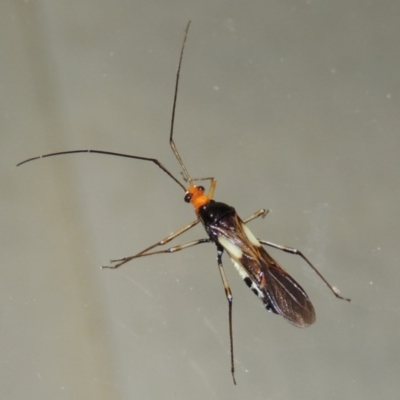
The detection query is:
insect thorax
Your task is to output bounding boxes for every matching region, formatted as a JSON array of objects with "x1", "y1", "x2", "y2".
[{"x1": 198, "y1": 200, "x2": 236, "y2": 242}]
